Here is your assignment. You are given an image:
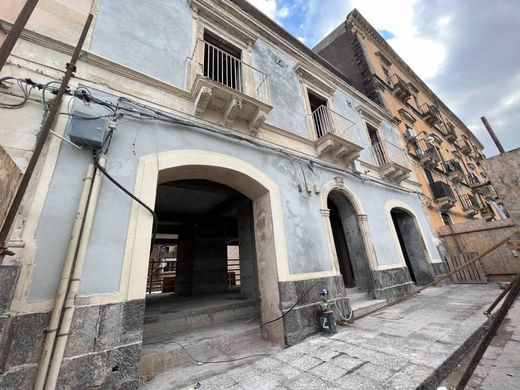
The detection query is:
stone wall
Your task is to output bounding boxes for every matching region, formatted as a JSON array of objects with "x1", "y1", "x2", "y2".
[
  {"x1": 0, "y1": 300, "x2": 144, "y2": 389},
  {"x1": 481, "y1": 148, "x2": 520, "y2": 228},
  {"x1": 439, "y1": 219, "x2": 519, "y2": 282}
]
